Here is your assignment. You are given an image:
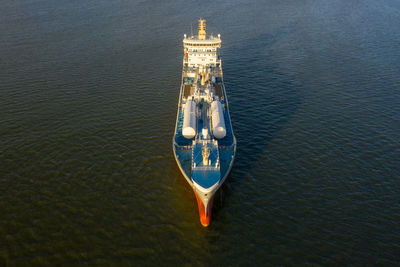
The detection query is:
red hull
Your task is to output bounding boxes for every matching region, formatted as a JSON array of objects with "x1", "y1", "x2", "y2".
[{"x1": 194, "y1": 191, "x2": 214, "y2": 227}]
